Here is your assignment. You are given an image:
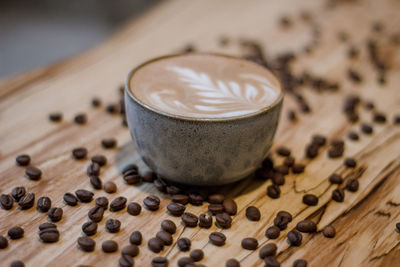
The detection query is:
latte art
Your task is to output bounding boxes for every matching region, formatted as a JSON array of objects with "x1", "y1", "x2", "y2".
[{"x1": 130, "y1": 54, "x2": 281, "y2": 118}]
